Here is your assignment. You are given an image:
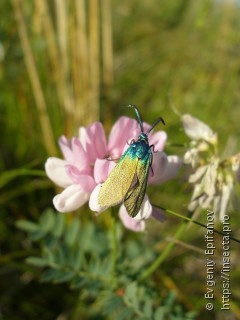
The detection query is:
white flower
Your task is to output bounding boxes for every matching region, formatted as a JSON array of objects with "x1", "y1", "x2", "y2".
[
  {"x1": 182, "y1": 114, "x2": 216, "y2": 142},
  {"x1": 182, "y1": 113, "x2": 240, "y2": 220},
  {"x1": 53, "y1": 184, "x2": 90, "y2": 213}
]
